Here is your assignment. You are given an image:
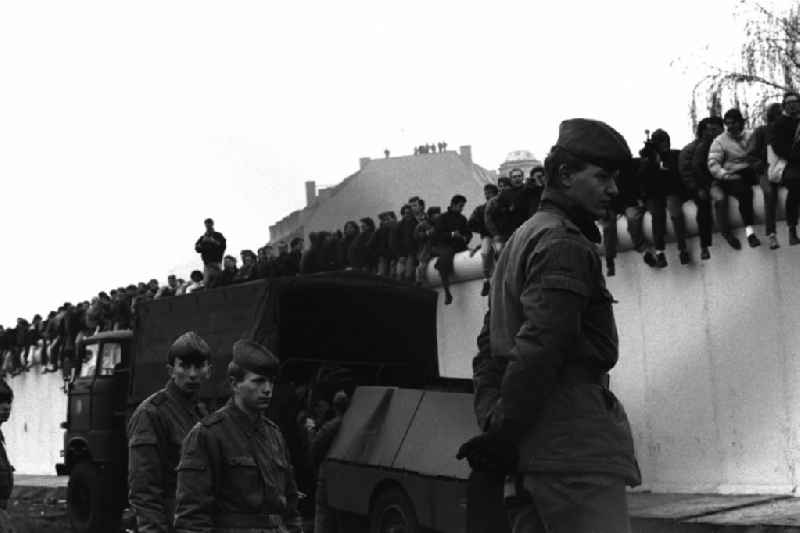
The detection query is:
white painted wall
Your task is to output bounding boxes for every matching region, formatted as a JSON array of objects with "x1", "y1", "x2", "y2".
[
  {"x1": 431, "y1": 196, "x2": 800, "y2": 495},
  {"x1": 3, "y1": 346, "x2": 66, "y2": 475},
  {"x1": 9, "y1": 192, "x2": 800, "y2": 495}
]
